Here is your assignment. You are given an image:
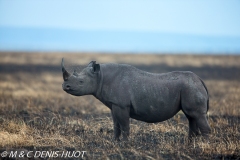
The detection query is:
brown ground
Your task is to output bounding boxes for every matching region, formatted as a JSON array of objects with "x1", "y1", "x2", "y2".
[{"x1": 0, "y1": 52, "x2": 239, "y2": 159}]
